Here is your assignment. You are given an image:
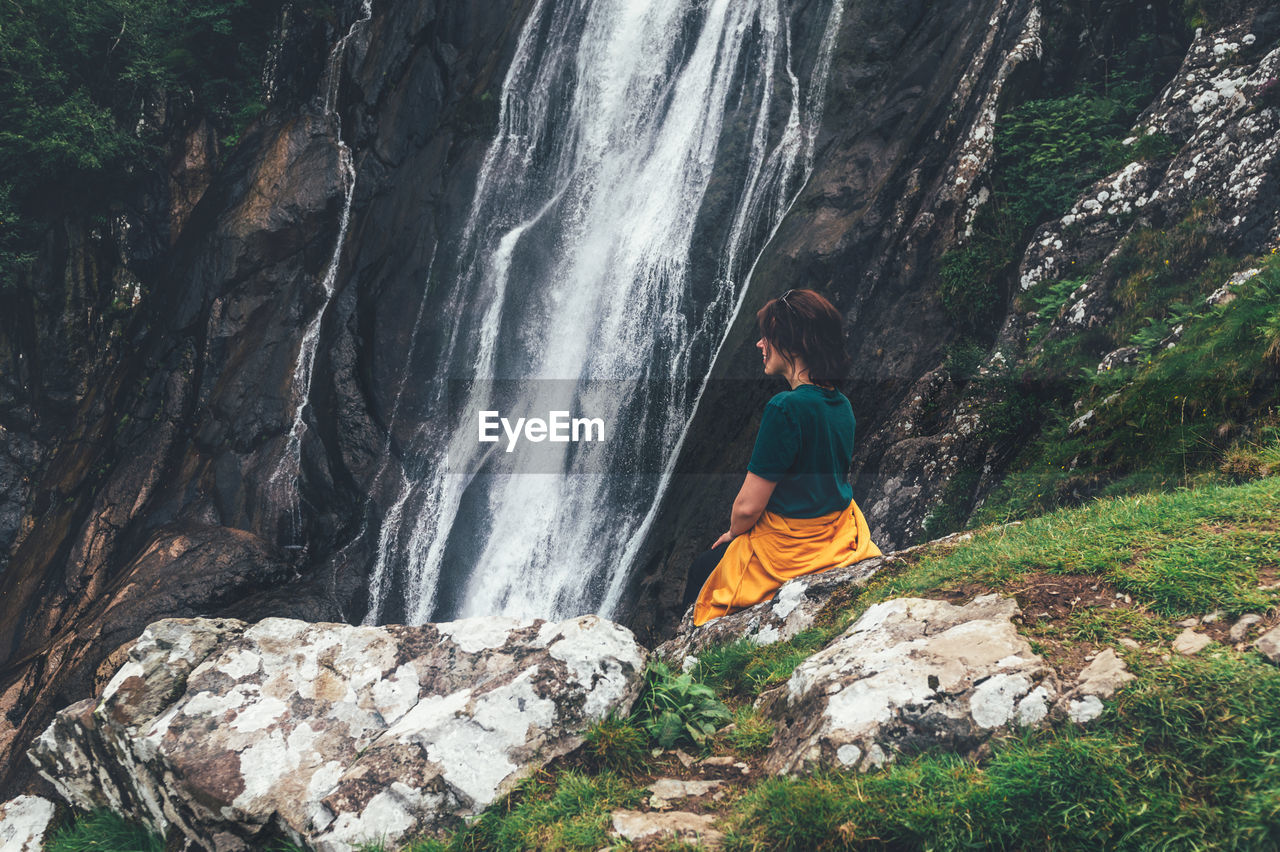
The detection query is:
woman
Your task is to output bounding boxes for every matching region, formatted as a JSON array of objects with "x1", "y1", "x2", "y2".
[{"x1": 683, "y1": 288, "x2": 881, "y2": 625}]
